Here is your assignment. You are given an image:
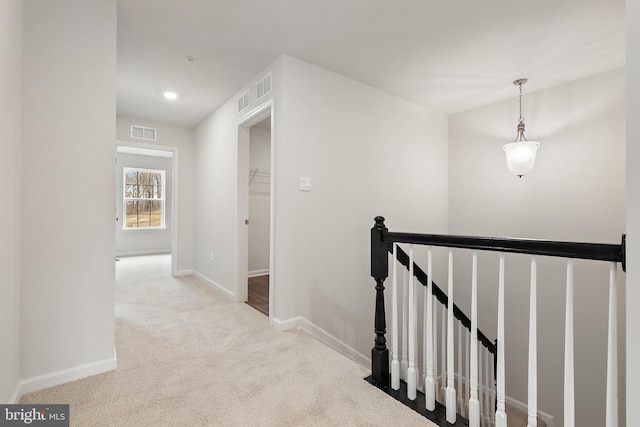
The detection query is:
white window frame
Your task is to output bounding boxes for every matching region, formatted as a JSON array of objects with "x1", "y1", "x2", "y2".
[{"x1": 123, "y1": 167, "x2": 166, "y2": 230}]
